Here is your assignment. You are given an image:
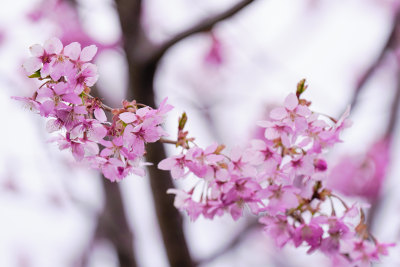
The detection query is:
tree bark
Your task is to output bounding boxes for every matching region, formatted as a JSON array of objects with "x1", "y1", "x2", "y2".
[
  {"x1": 114, "y1": 1, "x2": 195, "y2": 266},
  {"x1": 96, "y1": 178, "x2": 138, "y2": 267}
]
